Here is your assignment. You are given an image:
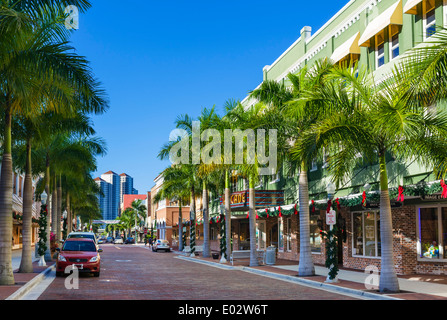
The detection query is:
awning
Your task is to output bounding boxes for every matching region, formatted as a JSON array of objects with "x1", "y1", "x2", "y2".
[
  {"x1": 358, "y1": 0, "x2": 403, "y2": 47},
  {"x1": 331, "y1": 32, "x2": 361, "y2": 63},
  {"x1": 403, "y1": 0, "x2": 422, "y2": 14}
]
